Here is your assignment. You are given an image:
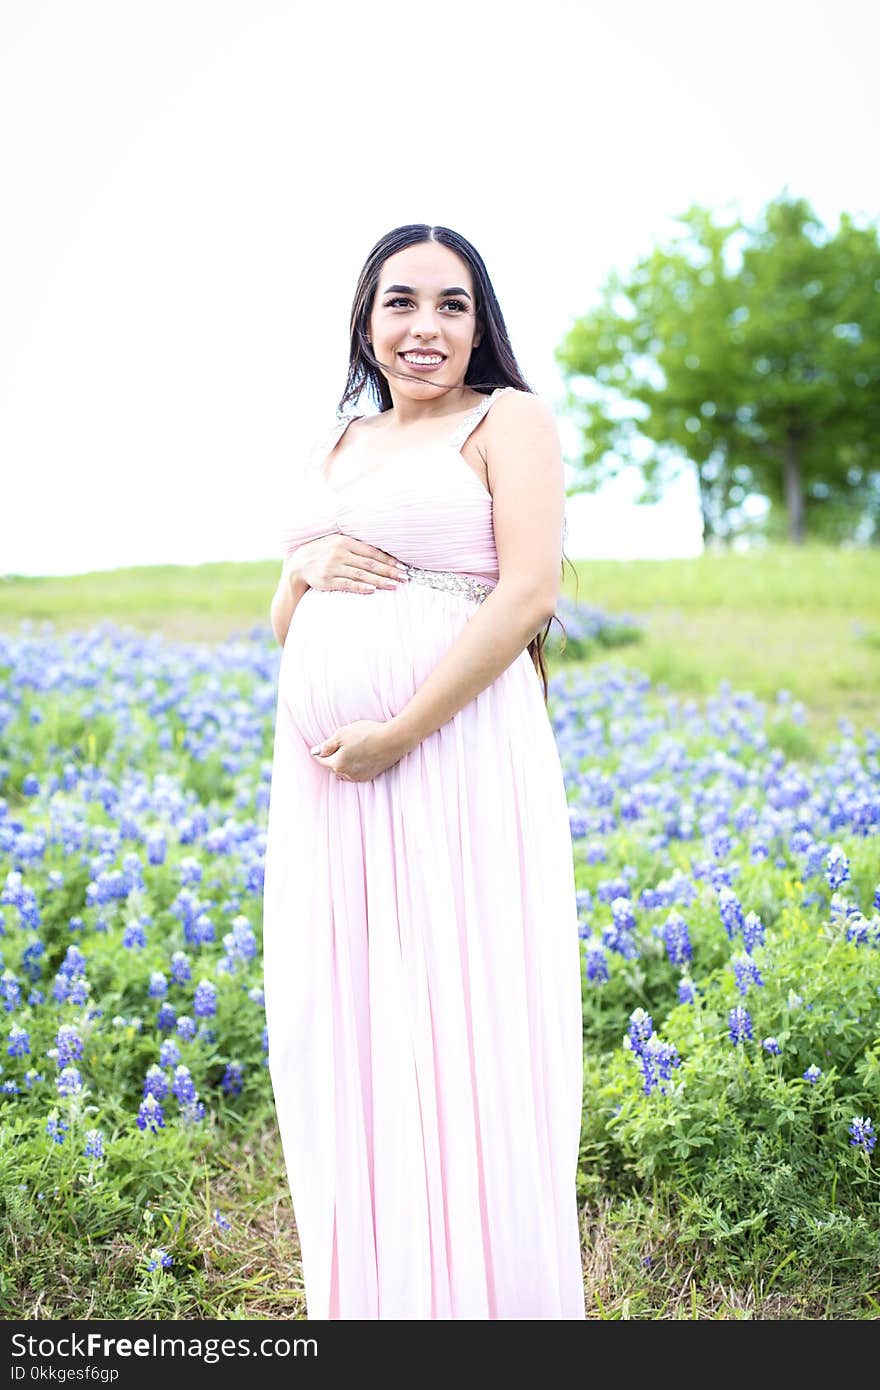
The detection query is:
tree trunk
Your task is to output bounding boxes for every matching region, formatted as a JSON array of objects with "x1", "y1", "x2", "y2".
[{"x1": 783, "y1": 433, "x2": 805, "y2": 543}]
